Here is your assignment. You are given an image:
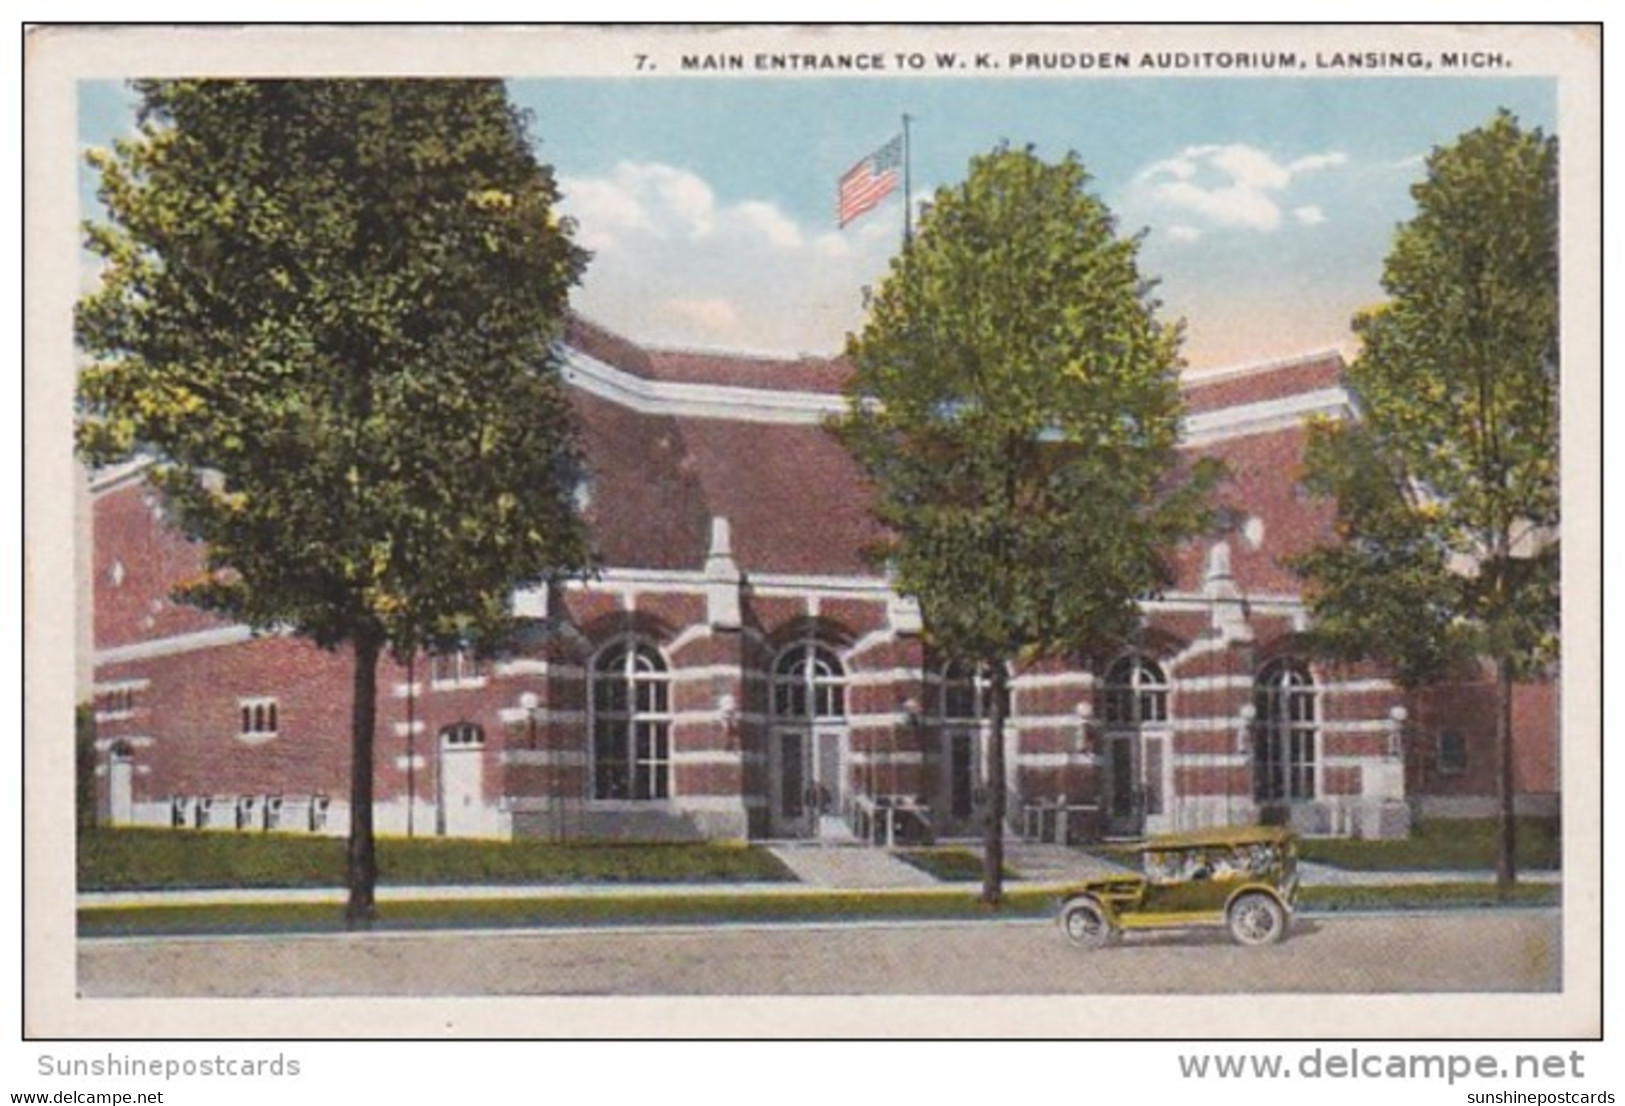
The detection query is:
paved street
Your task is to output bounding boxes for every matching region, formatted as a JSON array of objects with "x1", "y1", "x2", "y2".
[{"x1": 78, "y1": 909, "x2": 1561, "y2": 997}]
